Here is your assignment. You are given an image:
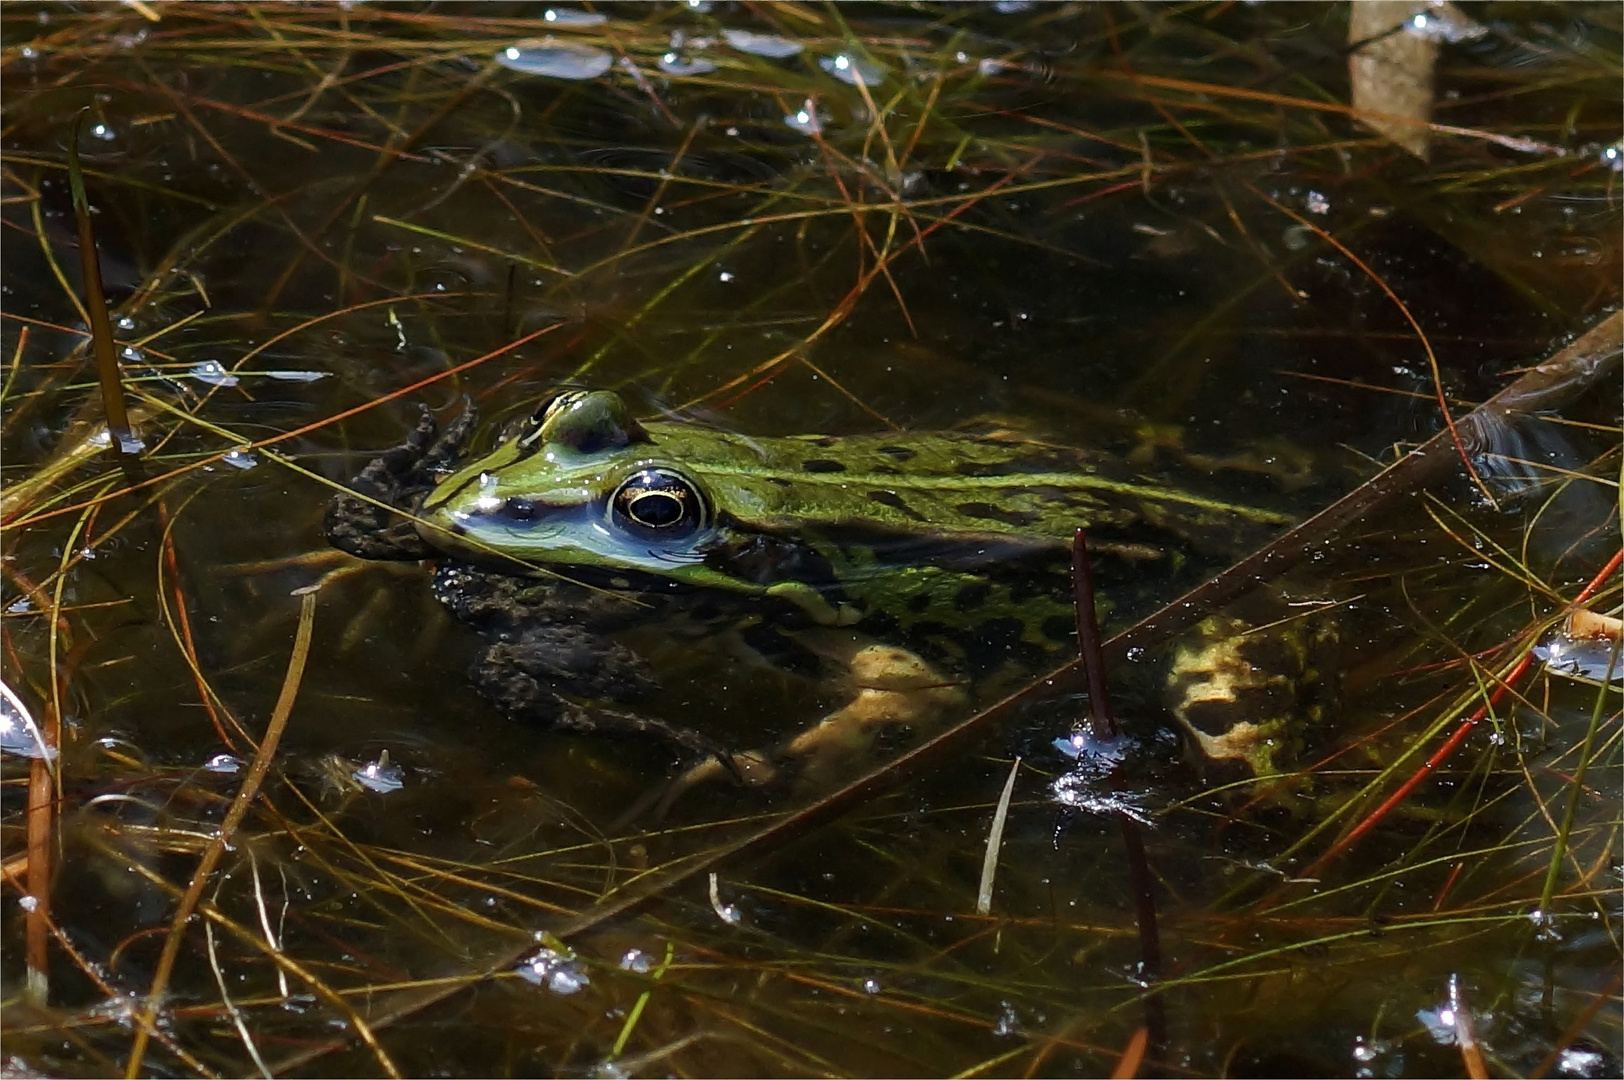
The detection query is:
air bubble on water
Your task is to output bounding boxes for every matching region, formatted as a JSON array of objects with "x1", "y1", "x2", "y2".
[
  {"x1": 862, "y1": 977, "x2": 881, "y2": 994},
  {"x1": 265, "y1": 369, "x2": 329, "y2": 382},
  {"x1": 7, "y1": 597, "x2": 33, "y2": 614},
  {"x1": 658, "y1": 52, "x2": 717, "y2": 76},
  {"x1": 819, "y1": 53, "x2": 885, "y2": 86},
  {"x1": 91, "y1": 123, "x2": 116, "y2": 142},
  {"x1": 222, "y1": 448, "x2": 258, "y2": 470},
  {"x1": 721, "y1": 29, "x2": 803, "y2": 58},
  {"x1": 718, "y1": 270, "x2": 735, "y2": 282},
  {"x1": 116, "y1": 314, "x2": 137, "y2": 330},
  {"x1": 121, "y1": 345, "x2": 143, "y2": 362},
  {"x1": 18, "y1": 894, "x2": 38, "y2": 912},
  {"x1": 992, "y1": 1001, "x2": 1020, "y2": 1037},
  {"x1": 618, "y1": 948, "x2": 652, "y2": 973},
  {"x1": 543, "y1": 8, "x2": 607, "y2": 26},
  {"x1": 516, "y1": 946, "x2": 591, "y2": 994},
  {"x1": 1305, "y1": 190, "x2": 1330, "y2": 214},
  {"x1": 21, "y1": 45, "x2": 38, "y2": 60},
  {"x1": 497, "y1": 41, "x2": 613, "y2": 80},
  {"x1": 1351, "y1": 1037, "x2": 1379, "y2": 1063},
  {"x1": 352, "y1": 751, "x2": 404, "y2": 793},
  {"x1": 784, "y1": 99, "x2": 823, "y2": 136},
  {"x1": 189, "y1": 360, "x2": 240, "y2": 387},
  {"x1": 993, "y1": 0, "x2": 1033, "y2": 11},
  {"x1": 204, "y1": 753, "x2": 242, "y2": 774},
  {"x1": 116, "y1": 431, "x2": 146, "y2": 454}
]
